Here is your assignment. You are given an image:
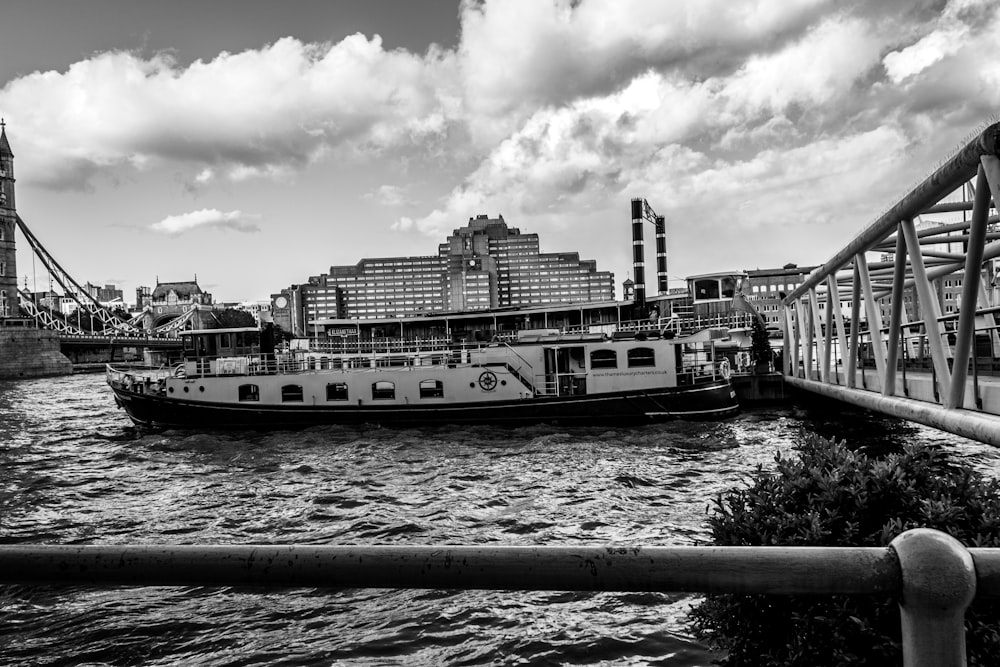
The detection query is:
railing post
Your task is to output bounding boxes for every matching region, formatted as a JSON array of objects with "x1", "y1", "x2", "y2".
[{"x1": 891, "y1": 528, "x2": 976, "y2": 667}]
